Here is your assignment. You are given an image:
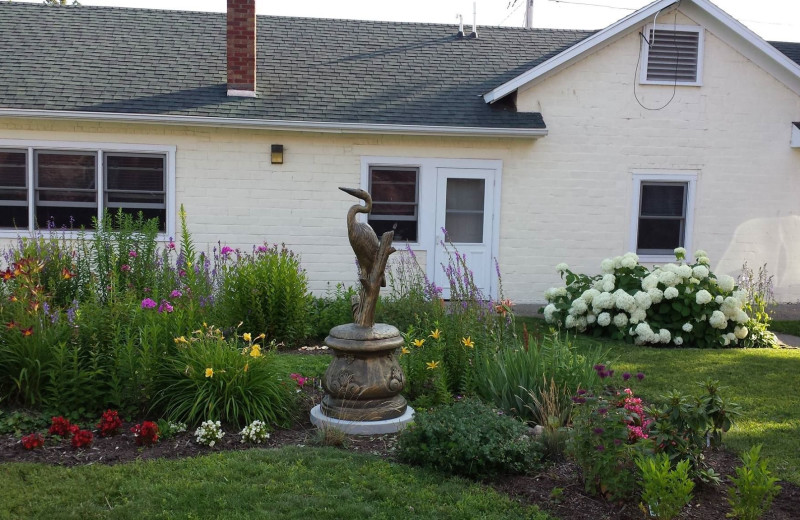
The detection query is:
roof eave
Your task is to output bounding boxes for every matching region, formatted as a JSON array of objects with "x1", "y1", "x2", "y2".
[{"x1": 0, "y1": 108, "x2": 548, "y2": 139}]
